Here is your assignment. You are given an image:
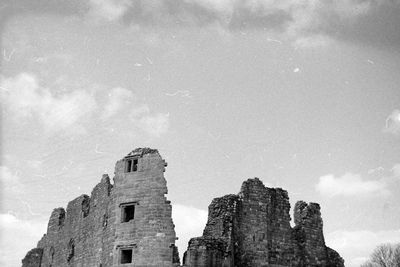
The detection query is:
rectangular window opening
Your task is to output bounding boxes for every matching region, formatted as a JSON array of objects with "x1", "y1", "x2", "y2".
[
  {"x1": 125, "y1": 158, "x2": 138, "y2": 172},
  {"x1": 125, "y1": 160, "x2": 132, "y2": 173},
  {"x1": 121, "y1": 204, "x2": 135, "y2": 222},
  {"x1": 132, "y1": 159, "x2": 138, "y2": 172},
  {"x1": 120, "y1": 249, "x2": 133, "y2": 264}
]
